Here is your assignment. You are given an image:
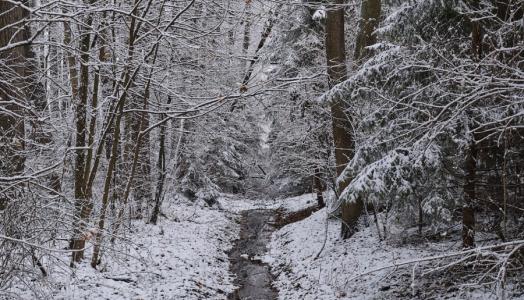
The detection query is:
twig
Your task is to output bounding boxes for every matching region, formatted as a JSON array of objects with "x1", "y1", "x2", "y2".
[{"x1": 345, "y1": 240, "x2": 524, "y2": 282}]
